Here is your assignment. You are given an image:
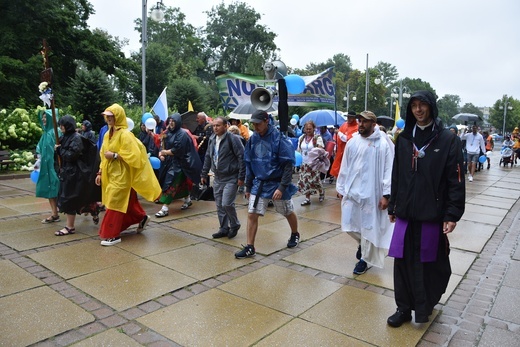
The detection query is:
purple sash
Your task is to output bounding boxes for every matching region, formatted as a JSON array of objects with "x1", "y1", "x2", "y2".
[{"x1": 389, "y1": 218, "x2": 441, "y2": 262}]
